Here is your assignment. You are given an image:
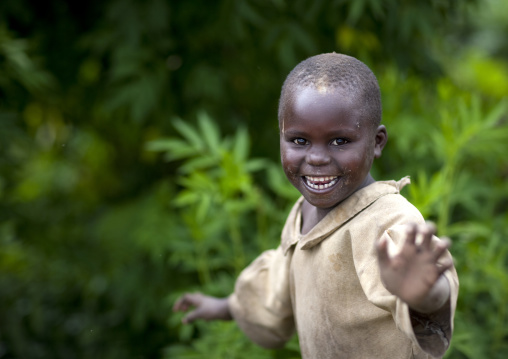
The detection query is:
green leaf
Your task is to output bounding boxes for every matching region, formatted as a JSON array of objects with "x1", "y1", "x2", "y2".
[
  {"x1": 244, "y1": 158, "x2": 268, "y2": 173},
  {"x1": 178, "y1": 155, "x2": 220, "y2": 174},
  {"x1": 173, "y1": 118, "x2": 205, "y2": 151},
  {"x1": 232, "y1": 126, "x2": 249, "y2": 164},
  {"x1": 197, "y1": 111, "x2": 221, "y2": 154}
]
